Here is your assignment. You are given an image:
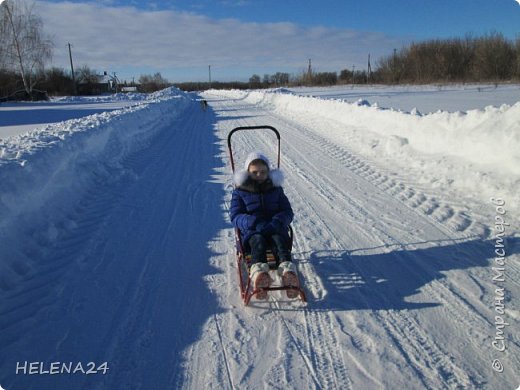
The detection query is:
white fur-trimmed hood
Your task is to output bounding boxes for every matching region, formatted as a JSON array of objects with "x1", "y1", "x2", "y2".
[
  {"x1": 233, "y1": 168, "x2": 285, "y2": 187},
  {"x1": 243, "y1": 151, "x2": 270, "y2": 170}
]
